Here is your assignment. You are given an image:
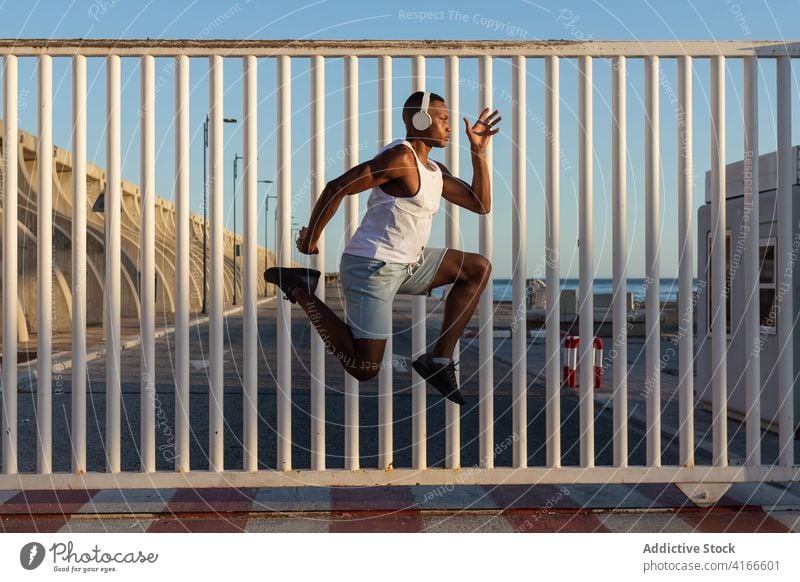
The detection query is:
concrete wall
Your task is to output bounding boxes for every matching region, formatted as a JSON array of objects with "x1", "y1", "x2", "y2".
[{"x1": 0, "y1": 120, "x2": 278, "y2": 340}]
